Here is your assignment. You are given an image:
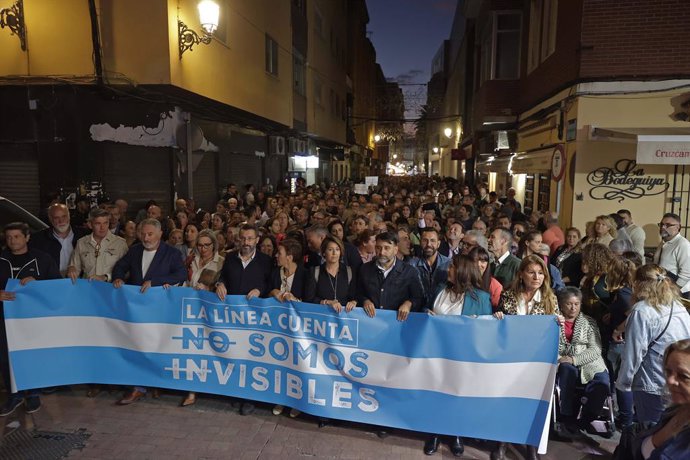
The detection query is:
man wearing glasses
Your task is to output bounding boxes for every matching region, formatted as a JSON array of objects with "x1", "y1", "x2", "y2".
[{"x1": 654, "y1": 213, "x2": 690, "y2": 298}]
